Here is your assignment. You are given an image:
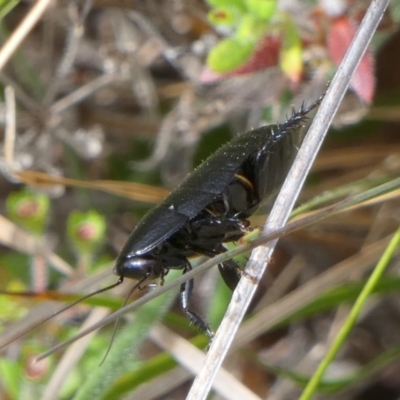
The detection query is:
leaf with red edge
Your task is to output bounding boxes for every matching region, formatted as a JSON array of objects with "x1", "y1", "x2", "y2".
[
  {"x1": 328, "y1": 16, "x2": 375, "y2": 103},
  {"x1": 207, "y1": 38, "x2": 255, "y2": 73},
  {"x1": 201, "y1": 34, "x2": 281, "y2": 82},
  {"x1": 232, "y1": 34, "x2": 281, "y2": 75}
]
